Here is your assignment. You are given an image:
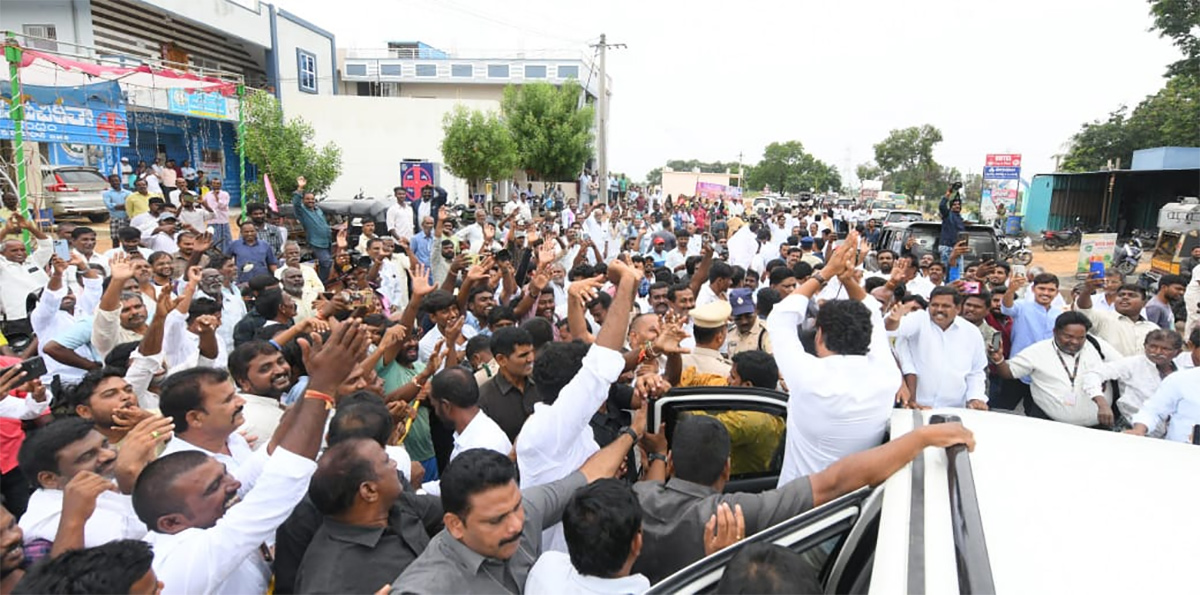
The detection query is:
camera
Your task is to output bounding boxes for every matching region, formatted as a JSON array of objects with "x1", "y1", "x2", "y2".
[{"x1": 951, "y1": 181, "x2": 963, "y2": 192}]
